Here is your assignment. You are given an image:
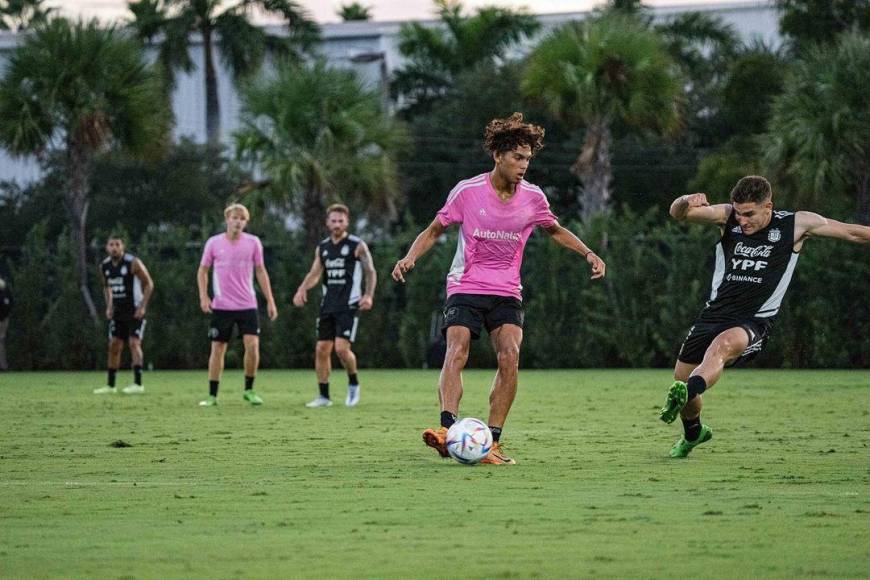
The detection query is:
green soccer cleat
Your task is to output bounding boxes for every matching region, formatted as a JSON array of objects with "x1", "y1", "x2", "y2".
[
  {"x1": 669, "y1": 424, "x2": 713, "y2": 458},
  {"x1": 659, "y1": 380, "x2": 688, "y2": 424},
  {"x1": 198, "y1": 395, "x2": 218, "y2": 407},
  {"x1": 243, "y1": 390, "x2": 263, "y2": 405}
]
